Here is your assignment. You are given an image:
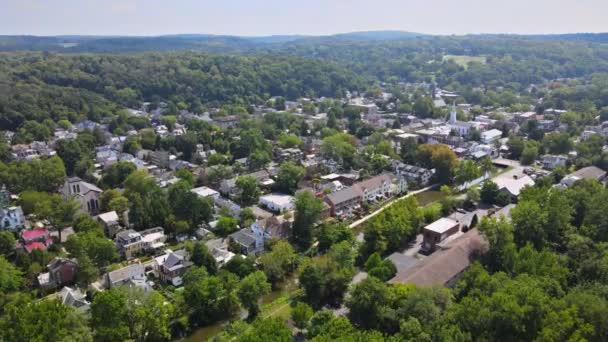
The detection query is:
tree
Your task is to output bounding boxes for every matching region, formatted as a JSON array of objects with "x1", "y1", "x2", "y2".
[
  {"x1": 123, "y1": 135, "x2": 141, "y2": 155},
  {"x1": 75, "y1": 254, "x2": 98, "y2": 287},
  {"x1": 35, "y1": 195, "x2": 80, "y2": 243},
  {"x1": 175, "y1": 132, "x2": 198, "y2": 161},
  {"x1": 0, "y1": 231, "x2": 16, "y2": 256},
  {"x1": 123, "y1": 287, "x2": 173, "y2": 341},
  {"x1": 417, "y1": 144, "x2": 458, "y2": 184},
  {"x1": 511, "y1": 200, "x2": 547, "y2": 249},
  {"x1": 507, "y1": 135, "x2": 525, "y2": 160},
  {"x1": 413, "y1": 96, "x2": 435, "y2": 118},
  {"x1": 183, "y1": 267, "x2": 240, "y2": 326},
  {"x1": 237, "y1": 271, "x2": 271, "y2": 318},
  {"x1": 480, "y1": 181, "x2": 499, "y2": 204},
  {"x1": 101, "y1": 161, "x2": 136, "y2": 188},
  {"x1": 364, "y1": 253, "x2": 397, "y2": 281},
  {"x1": 91, "y1": 289, "x2": 130, "y2": 341},
  {"x1": 274, "y1": 161, "x2": 305, "y2": 194},
  {"x1": 0, "y1": 296, "x2": 92, "y2": 342},
  {"x1": 259, "y1": 241, "x2": 296, "y2": 286},
  {"x1": 0, "y1": 256, "x2": 23, "y2": 293},
  {"x1": 479, "y1": 156, "x2": 496, "y2": 175},
  {"x1": 292, "y1": 191, "x2": 325, "y2": 251},
  {"x1": 236, "y1": 176, "x2": 261, "y2": 205},
  {"x1": 300, "y1": 241, "x2": 356, "y2": 308},
  {"x1": 317, "y1": 222, "x2": 353, "y2": 252},
  {"x1": 521, "y1": 141, "x2": 539, "y2": 165},
  {"x1": 346, "y1": 277, "x2": 390, "y2": 330},
  {"x1": 108, "y1": 196, "x2": 129, "y2": 217},
  {"x1": 277, "y1": 133, "x2": 303, "y2": 148},
  {"x1": 175, "y1": 168, "x2": 196, "y2": 187},
  {"x1": 292, "y1": 302, "x2": 313, "y2": 332},
  {"x1": 168, "y1": 181, "x2": 213, "y2": 227},
  {"x1": 455, "y1": 160, "x2": 481, "y2": 185},
  {"x1": 191, "y1": 241, "x2": 218, "y2": 275},
  {"x1": 224, "y1": 255, "x2": 257, "y2": 279},
  {"x1": 55, "y1": 139, "x2": 84, "y2": 176},
  {"x1": 65, "y1": 230, "x2": 118, "y2": 267},
  {"x1": 216, "y1": 215, "x2": 239, "y2": 237},
  {"x1": 321, "y1": 133, "x2": 357, "y2": 169}
]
